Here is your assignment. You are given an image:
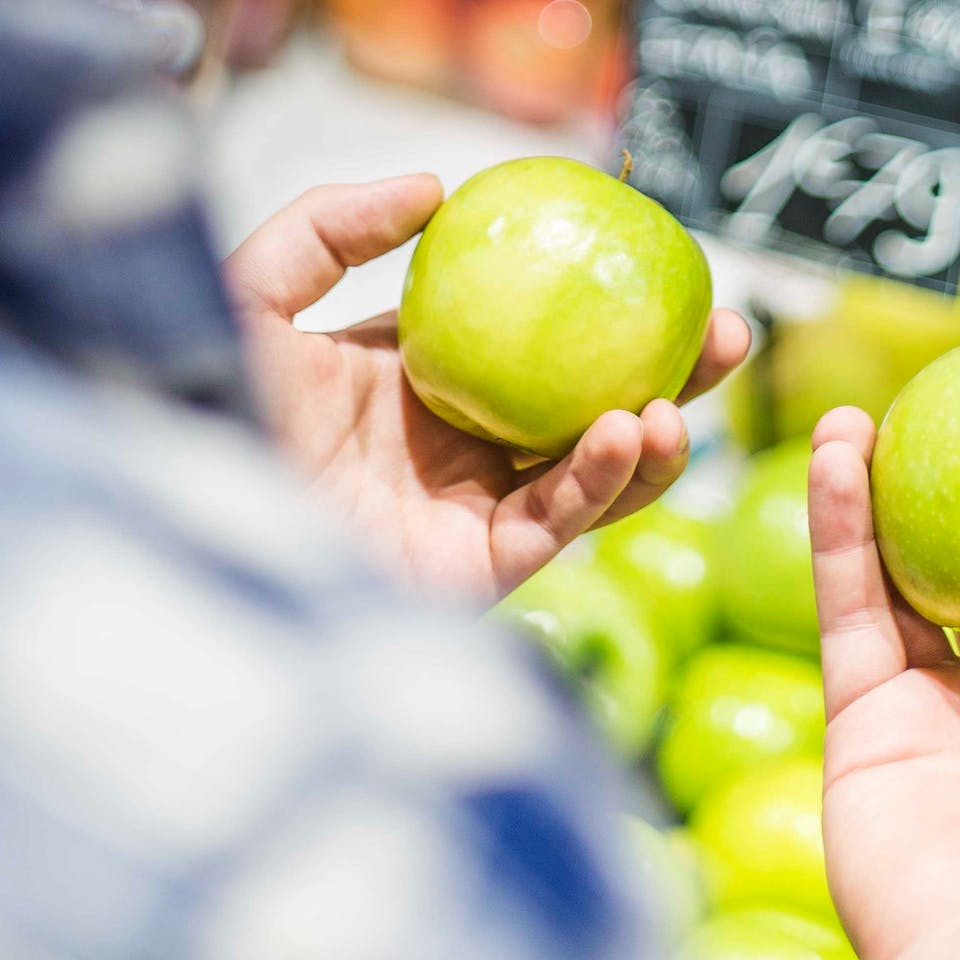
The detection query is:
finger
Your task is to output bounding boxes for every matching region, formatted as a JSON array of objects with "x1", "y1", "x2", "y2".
[
  {"x1": 675, "y1": 308, "x2": 752, "y2": 405},
  {"x1": 491, "y1": 409, "x2": 644, "y2": 596},
  {"x1": 225, "y1": 174, "x2": 444, "y2": 322},
  {"x1": 809, "y1": 435, "x2": 907, "y2": 722},
  {"x1": 811, "y1": 405, "x2": 877, "y2": 462},
  {"x1": 812, "y1": 408, "x2": 949, "y2": 666},
  {"x1": 508, "y1": 399, "x2": 688, "y2": 523},
  {"x1": 591, "y1": 398, "x2": 688, "y2": 527},
  {"x1": 890, "y1": 586, "x2": 953, "y2": 667}
]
